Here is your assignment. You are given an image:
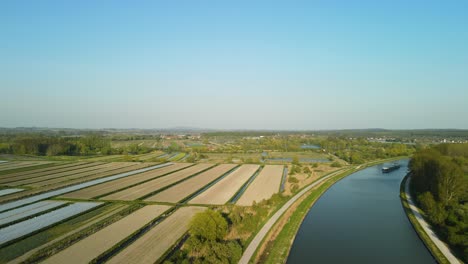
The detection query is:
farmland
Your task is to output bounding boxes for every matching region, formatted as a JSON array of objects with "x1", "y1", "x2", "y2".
[
  {"x1": 107, "y1": 206, "x2": 206, "y2": 264},
  {"x1": 189, "y1": 164, "x2": 259, "y2": 205},
  {"x1": 42, "y1": 205, "x2": 171, "y2": 264},
  {"x1": 236, "y1": 165, "x2": 285, "y2": 206},
  {"x1": 61, "y1": 163, "x2": 192, "y2": 199},
  {"x1": 0, "y1": 126, "x2": 417, "y2": 264},
  {"x1": 0, "y1": 202, "x2": 102, "y2": 245},
  {"x1": 0, "y1": 159, "x2": 290, "y2": 263},
  {"x1": 101, "y1": 163, "x2": 214, "y2": 201},
  {"x1": 145, "y1": 164, "x2": 237, "y2": 203}
]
